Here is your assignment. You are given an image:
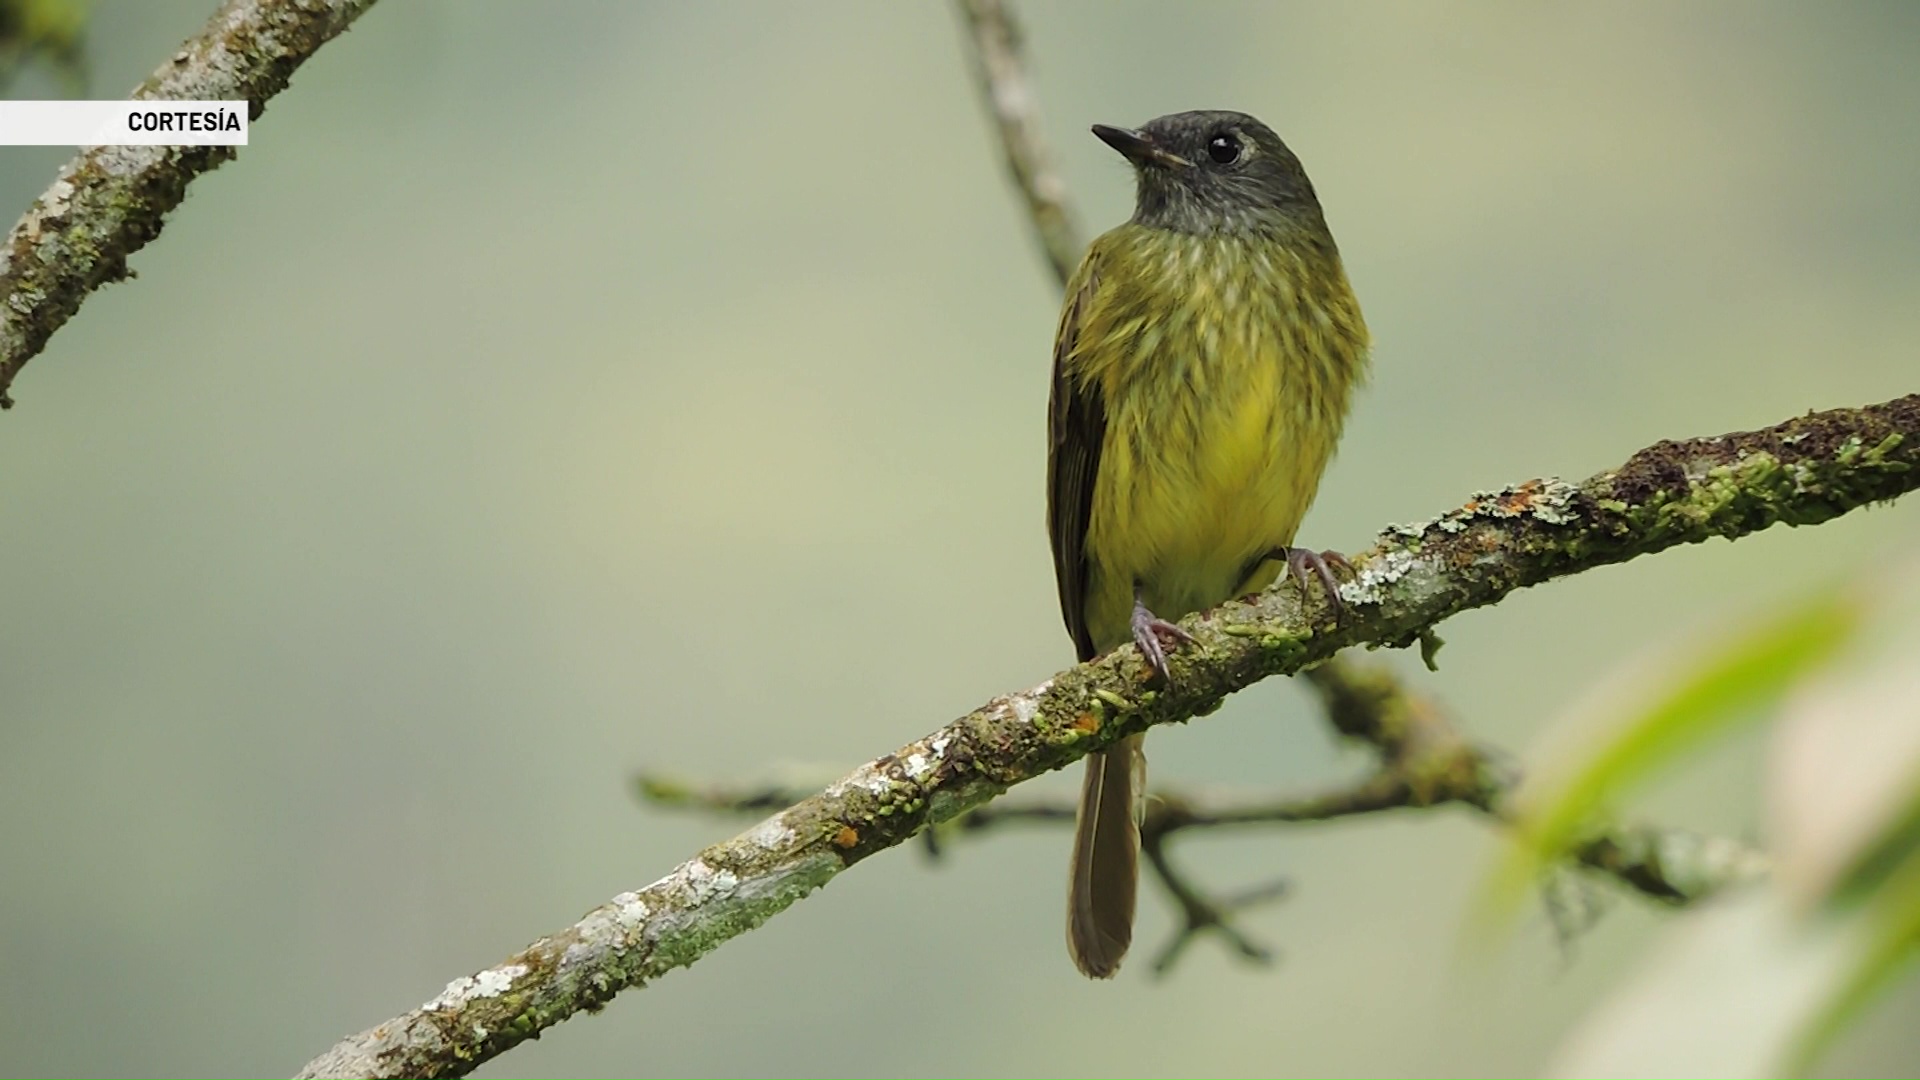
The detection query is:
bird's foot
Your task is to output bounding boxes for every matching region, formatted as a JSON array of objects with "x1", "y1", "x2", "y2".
[
  {"x1": 1278, "y1": 547, "x2": 1353, "y2": 619},
  {"x1": 1131, "y1": 594, "x2": 1194, "y2": 682}
]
